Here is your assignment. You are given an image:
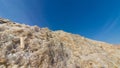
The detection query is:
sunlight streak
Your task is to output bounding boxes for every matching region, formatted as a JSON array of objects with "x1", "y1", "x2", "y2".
[{"x1": 93, "y1": 15, "x2": 120, "y2": 40}]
